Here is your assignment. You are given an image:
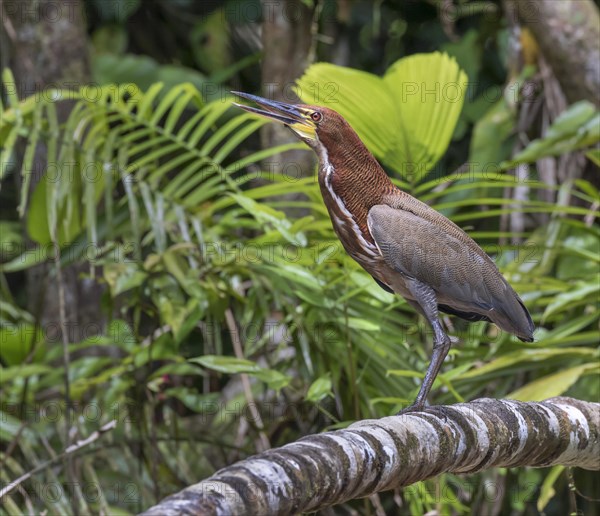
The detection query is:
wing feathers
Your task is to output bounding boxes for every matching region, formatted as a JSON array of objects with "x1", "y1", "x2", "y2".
[{"x1": 367, "y1": 203, "x2": 534, "y2": 340}]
